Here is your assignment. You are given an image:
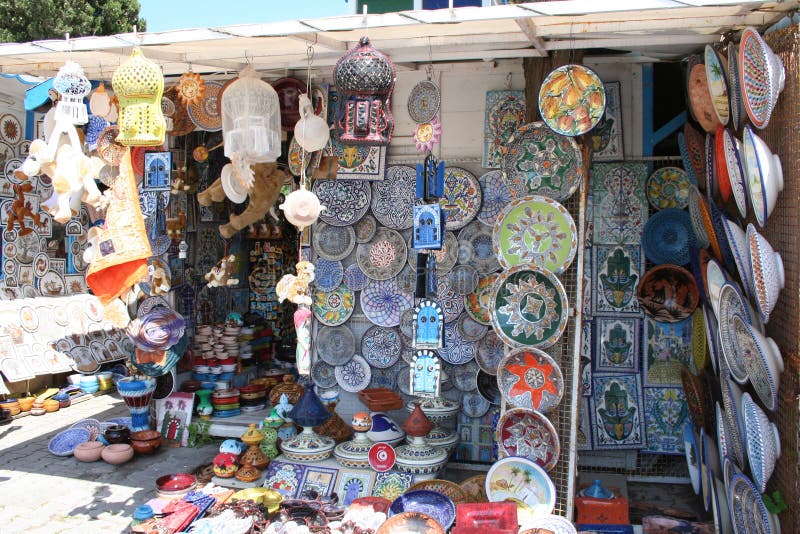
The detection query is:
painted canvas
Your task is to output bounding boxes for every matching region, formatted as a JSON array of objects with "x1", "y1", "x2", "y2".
[
  {"x1": 589, "y1": 82, "x2": 624, "y2": 161},
  {"x1": 264, "y1": 461, "x2": 306, "y2": 498},
  {"x1": 594, "y1": 317, "x2": 641, "y2": 373},
  {"x1": 592, "y1": 163, "x2": 648, "y2": 245},
  {"x1": 298, "y1": 466, "x2": 338, "y2": 498},
  {"x1": 593, "y1": 244, "x2": 643, "y2": 315},
  {"x1": 156, "y1": 392, "x2": 194, "y2": 447},
  {"x1": 337, "y1": 471, "x2": 374, "y2": 505},
  {"x1": 330, "y1": 138, "x2": 387, "y2": 181},
  {"x1": 591, "y1": 373, "x2": 645, "y2": 450},
  {"x1": 643, "y1": 316, "x2": 692, "y2": 387},
  {"x1": 643, "y1": 387, "x2": 689, "y2": 455},
  {"x1": 483, "y1": 90, "x2": 526, "y2": 169}
]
